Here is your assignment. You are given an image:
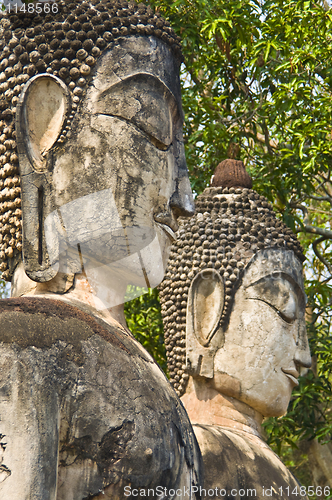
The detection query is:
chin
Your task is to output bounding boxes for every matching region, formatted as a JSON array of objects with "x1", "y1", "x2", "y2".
[
  {"x1": 239, "y1": 381, "x2": 292, "y2": 417},
  {"x1": 262, "y1": 404, "x2": 288, "y2": 418},
  {"x1": 244, "y1": 392, "x2": 290, "y2": 417},
  {"x1": 155, "y1": 225, "x2": 172, "y2": 267}
]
